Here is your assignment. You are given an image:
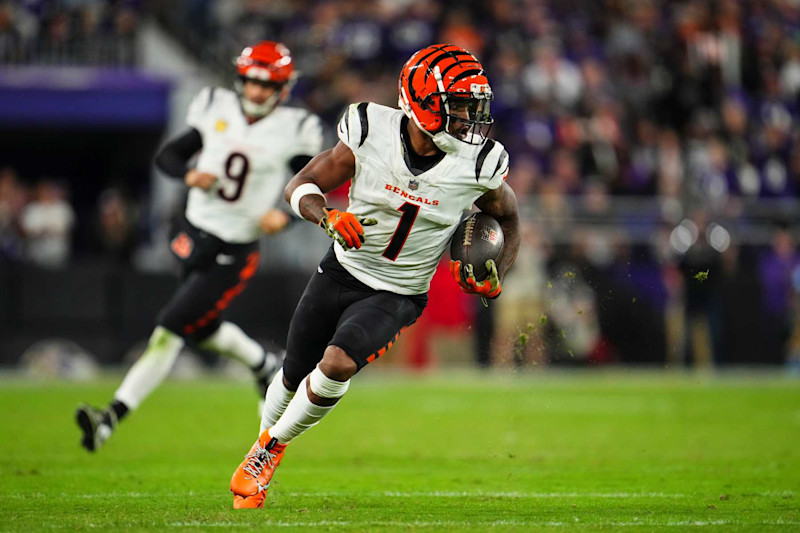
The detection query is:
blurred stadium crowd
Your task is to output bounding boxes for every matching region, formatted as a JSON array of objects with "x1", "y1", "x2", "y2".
[
  {"x1": 2, "y1": 0, "x2": 800, "y2": 368},
  {"x1": 0, "y1": 0, "x2": 139, "y2": 65}
]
